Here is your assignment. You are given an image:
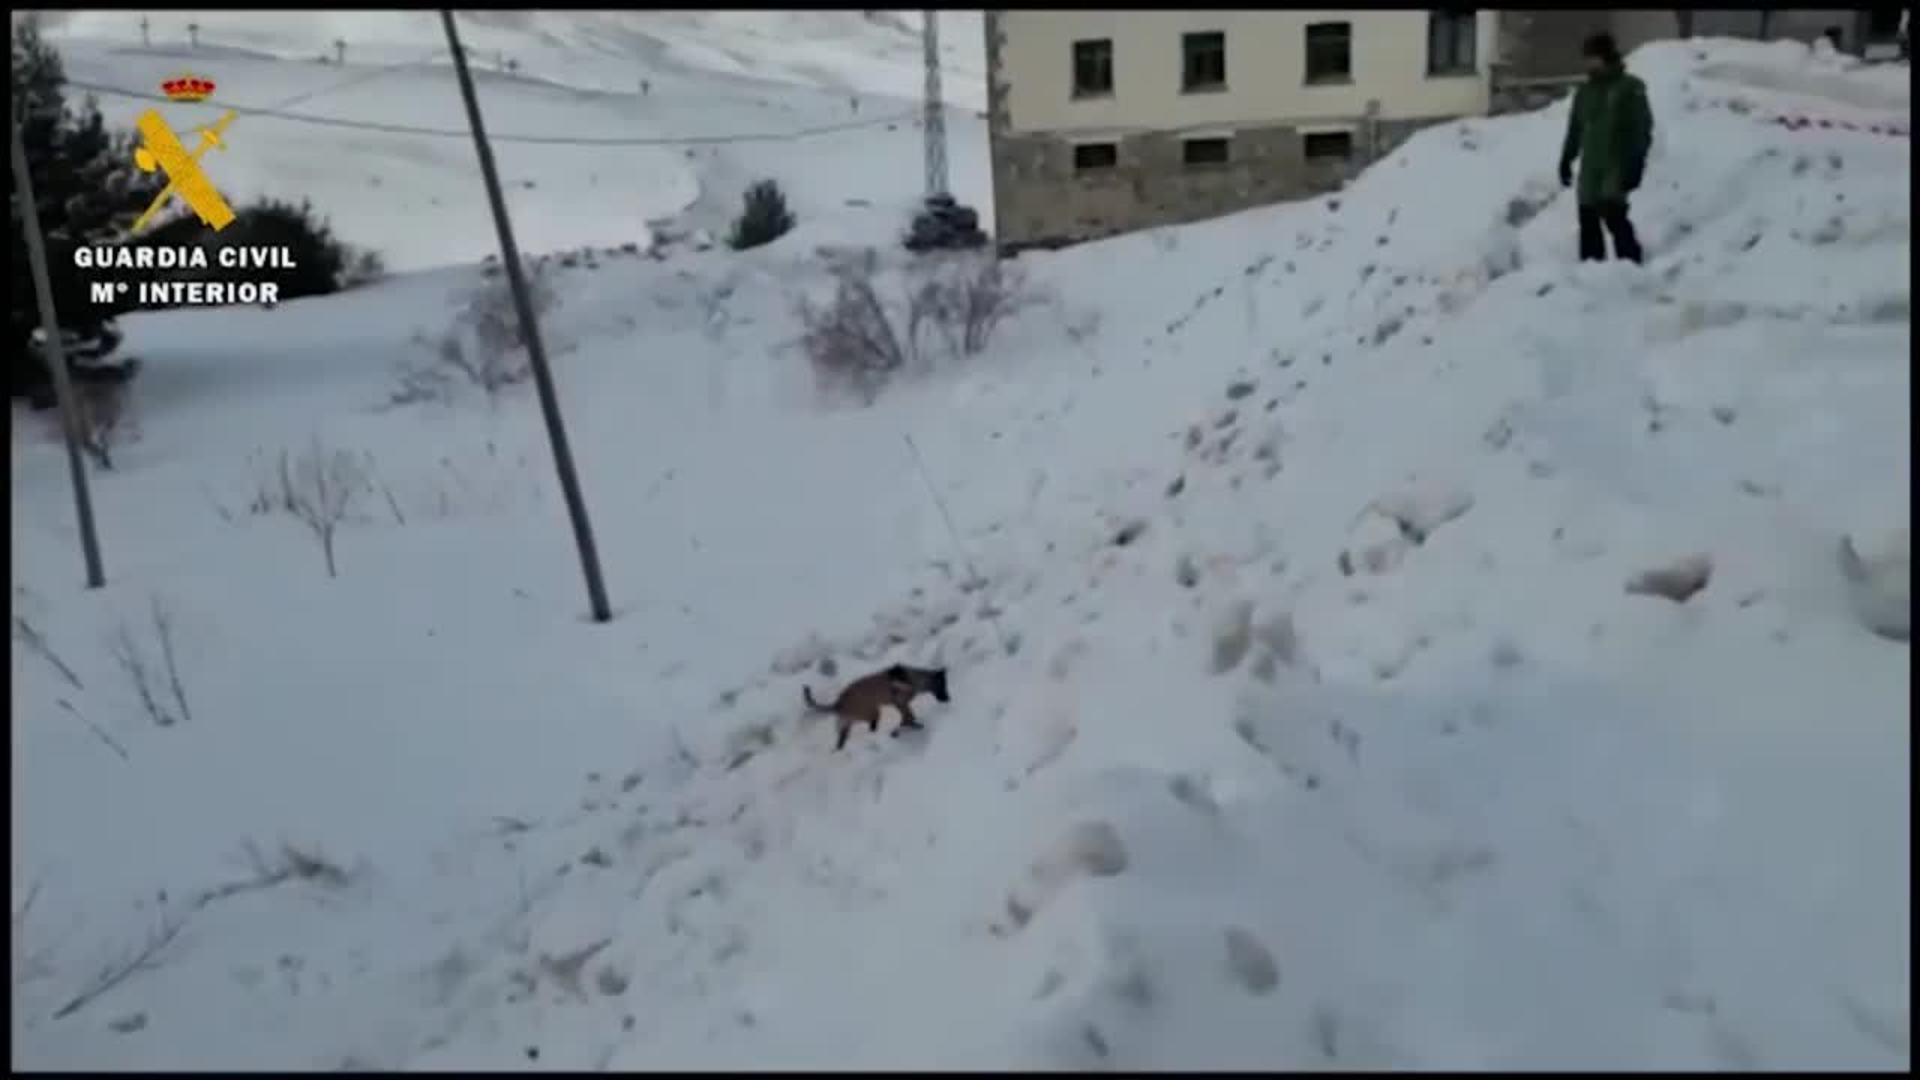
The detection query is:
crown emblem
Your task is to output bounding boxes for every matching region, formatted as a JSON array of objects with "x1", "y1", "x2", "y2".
[{"x1": 161, "y1": 74, "x2": 217, "y2": 103}]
